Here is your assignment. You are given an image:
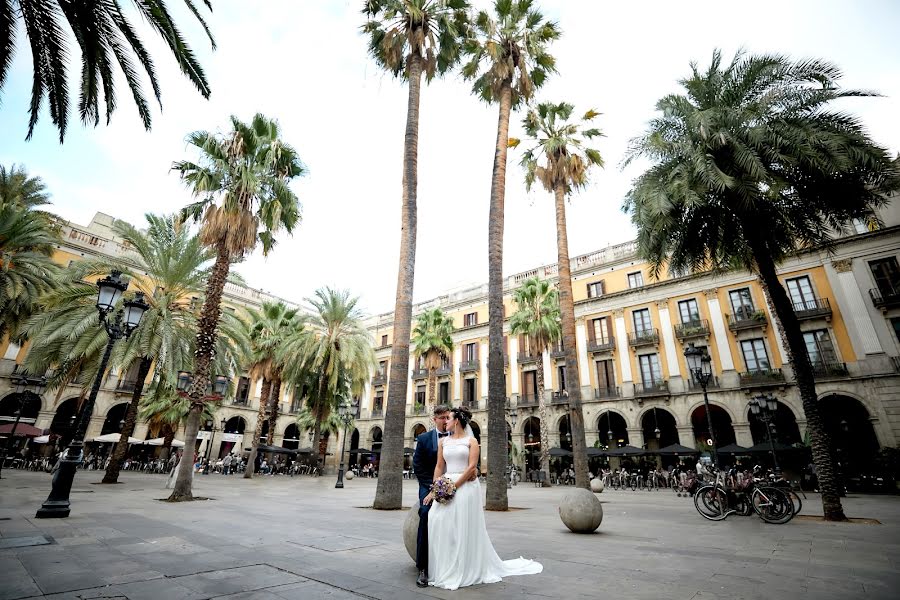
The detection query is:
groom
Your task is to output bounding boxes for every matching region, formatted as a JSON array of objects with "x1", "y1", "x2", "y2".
[{"x1": 412, "y1": 404, "x2": 451, "y2": 587}]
